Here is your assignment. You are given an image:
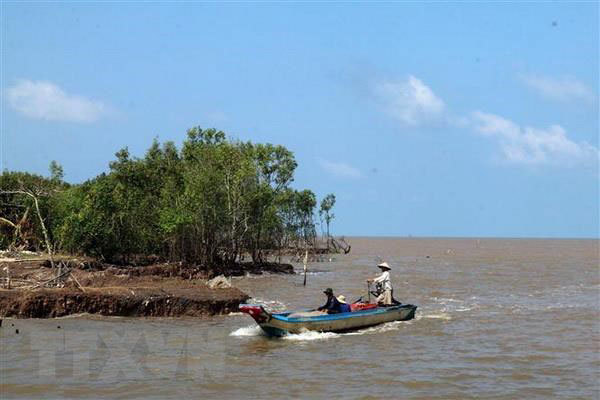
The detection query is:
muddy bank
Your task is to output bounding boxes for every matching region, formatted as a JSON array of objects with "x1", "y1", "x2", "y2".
[
  {"x1": 0, "y1": 258, "x2": 297, "y2": 318},
  {"x1": 0, "y1": 287, "x2": 248, "y2": 318}
]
